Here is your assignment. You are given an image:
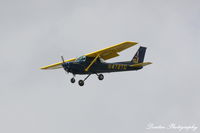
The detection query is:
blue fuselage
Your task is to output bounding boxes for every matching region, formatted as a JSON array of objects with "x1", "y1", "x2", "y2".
[{"x1": 62, "y1": 57, "x2": 142, "y2": 75}]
